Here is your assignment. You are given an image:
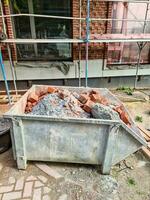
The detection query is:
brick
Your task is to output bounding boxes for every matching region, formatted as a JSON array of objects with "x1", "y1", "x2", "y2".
[
  {"x1": 36, "y1": 164, "x2": 64, "y2": 181},
  {"x1": 23, "y1": 181, "x2": 33, "y2": 198},
  {"x1": 0, "y1": 163, "x2": 3, "y2": 171},
  {"x1": 78, "y1": 94, "x2": 89, "y2": 104},
  {"x1": 0, "y1": 185, "x2": 14, "y2": 193},
  {"x1": 47, "y1": 87, "x2": 57, "y2": 94},
  {"x1": 100, "y1": 98, "x2": 109, "y2": 106},
  {"x1": 34, "y1": 181, "x2": 44, "y2": 188},
  {"x1": 43, "y1": 187, "x2": 51, "y2": 194},
  {"x1": 120, "y1": 112, "x2": 130, "y2": 125},
  {"x1": 26, "y1": 175, "x2": 37, "y2": 181},
  {"x1": 58, "y1": 89, "x2": 70, "y2": 100},
  {"x1": 43, "y1": 195, "x2": 50, "y2": 200},
  {"x1": 82, "y1": 100, "x2": 94, "y2": 113},
  {"x1": 114, "y1": 106, "x2": 130, "y2": 125},
  {"x1": 2, "y1": 191, "x2": 22, "y2": 200},
  {"x1": 15, "y1": 177, "x2": 24, "y2": 190},
  {"x1": 27, "y1": 92, "x2": 38, "y2": 103},
  {"x1": 33, "y1": 188, "x2": 42, "y2": 200},
  {"x1": 8, "y1": 177, "x2": 16, "y2": 184},
  {"x1": 38, "y1": 175, "x2": 48, "y2": 183},
  {"x1": 58, "y1": 194, "x2": 68, "y2": 200},
  {"x1": 90, "y1": 93, "x2": 102, "y2": 103}
]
